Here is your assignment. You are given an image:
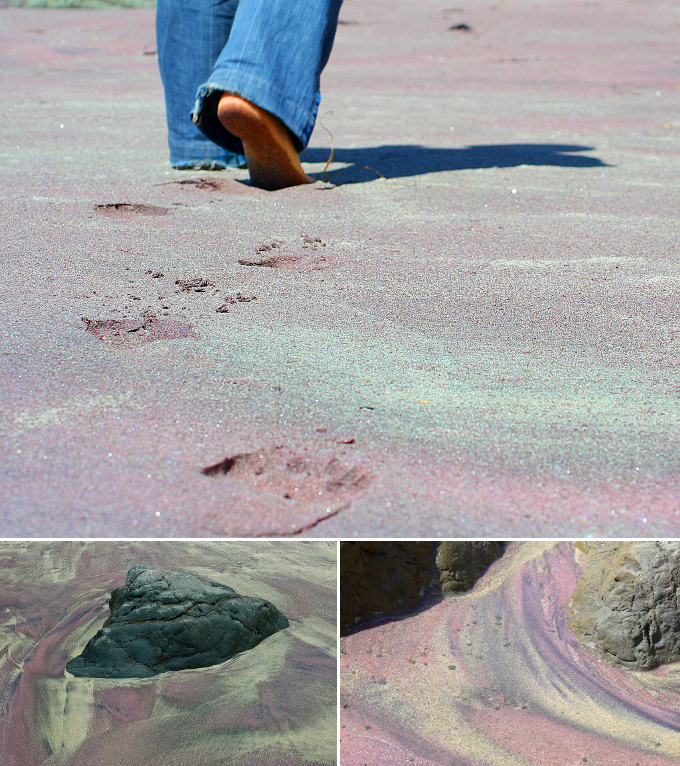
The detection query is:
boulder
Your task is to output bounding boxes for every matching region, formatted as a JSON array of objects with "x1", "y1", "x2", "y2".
[
  {"x1": 567, "y1": 542, "x2": 680, "y2": 670},
  {"x1": 66, "y1": 564, "x2": 289, "y2": 678},
  {"x1": 436, "y1": 541, "x2": 504, "y2": 592}
]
